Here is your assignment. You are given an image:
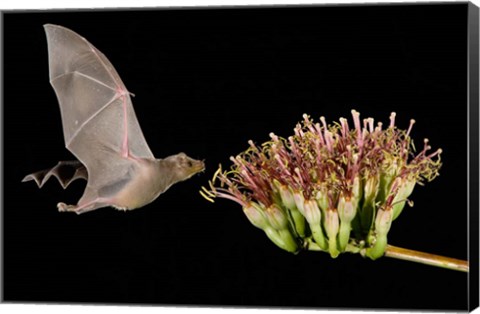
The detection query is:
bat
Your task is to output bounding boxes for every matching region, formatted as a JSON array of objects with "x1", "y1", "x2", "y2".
[{"x1": 22, "y1": 24, "x2": 205, "y2": 214}]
